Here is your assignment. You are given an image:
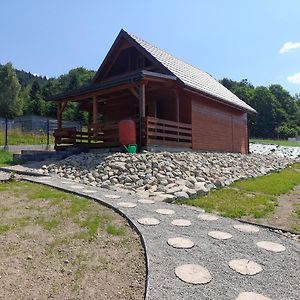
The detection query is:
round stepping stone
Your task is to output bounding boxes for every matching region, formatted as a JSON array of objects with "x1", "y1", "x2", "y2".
[
  {"x1": 171, "y1": 219, "x2": 192, "y2": 227},
  {"x1": 137, "y1": 217, "x2": 160, "y2": 226},
  {"x1": 198, "y1": 213, "x2": 218, "y2": 221},
  {"x1": 156, "y1": 208, "x2": 175, "y2": 215},
  {"x1": 229, "y1": 259, "x2": 263, "y2": 276},
  {"x1": 82, "y1": 190, "x2": 97, "y2": 193},
  {"x1": 175, "y1": 264, "x2": 212, "y2": 284},
  {"x1": 236, "y1": 292, "x2": 271, "y2": 300},
  {"x1": 138, "y1": 199, "x2": 155, "y2": 204},
  {"x1": 234, "y1": 224, "x2": 259, "y2": 233},
  {"x1": 117, "y1": 202, "x2": 137, "y2": 208},
  {"x1": 256, "y1": 241, "x2": 286, "y2": 252},
  {"x1": 208, "y1": 231, "x2": 232, "y2": 240},
  {"x1": 167, "y1": 237, "x2": 194, "y2": 249},
  {"x1": 104, "y1": 194, "x2": 121, "y2": 199}
]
